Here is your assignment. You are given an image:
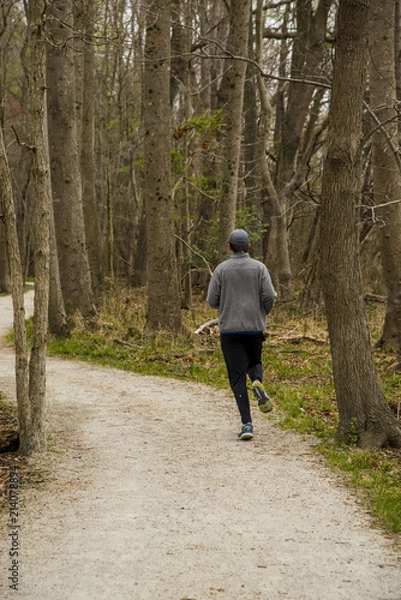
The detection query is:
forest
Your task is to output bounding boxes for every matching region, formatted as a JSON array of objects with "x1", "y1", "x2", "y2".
[{"x1": 1, "y1": 0, "x2": 401, "y2": 454}]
